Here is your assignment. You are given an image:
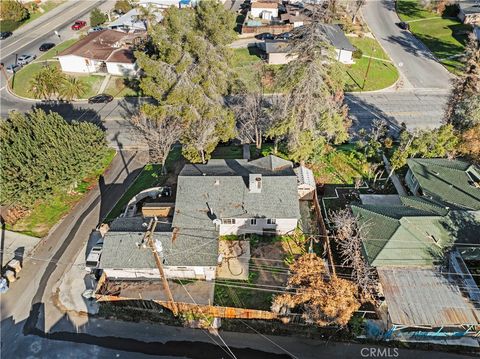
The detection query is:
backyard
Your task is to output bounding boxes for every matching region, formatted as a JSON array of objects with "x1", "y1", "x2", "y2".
[
  {"x1": 397, "y1": 0, "x2": 471, "y2": 73},
  {"x1": 10, "y1": 149, "x2": 116, "y2": 237},
  {"x1": 344, "y1": 36, "x2": 399, "y2": 92}
]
